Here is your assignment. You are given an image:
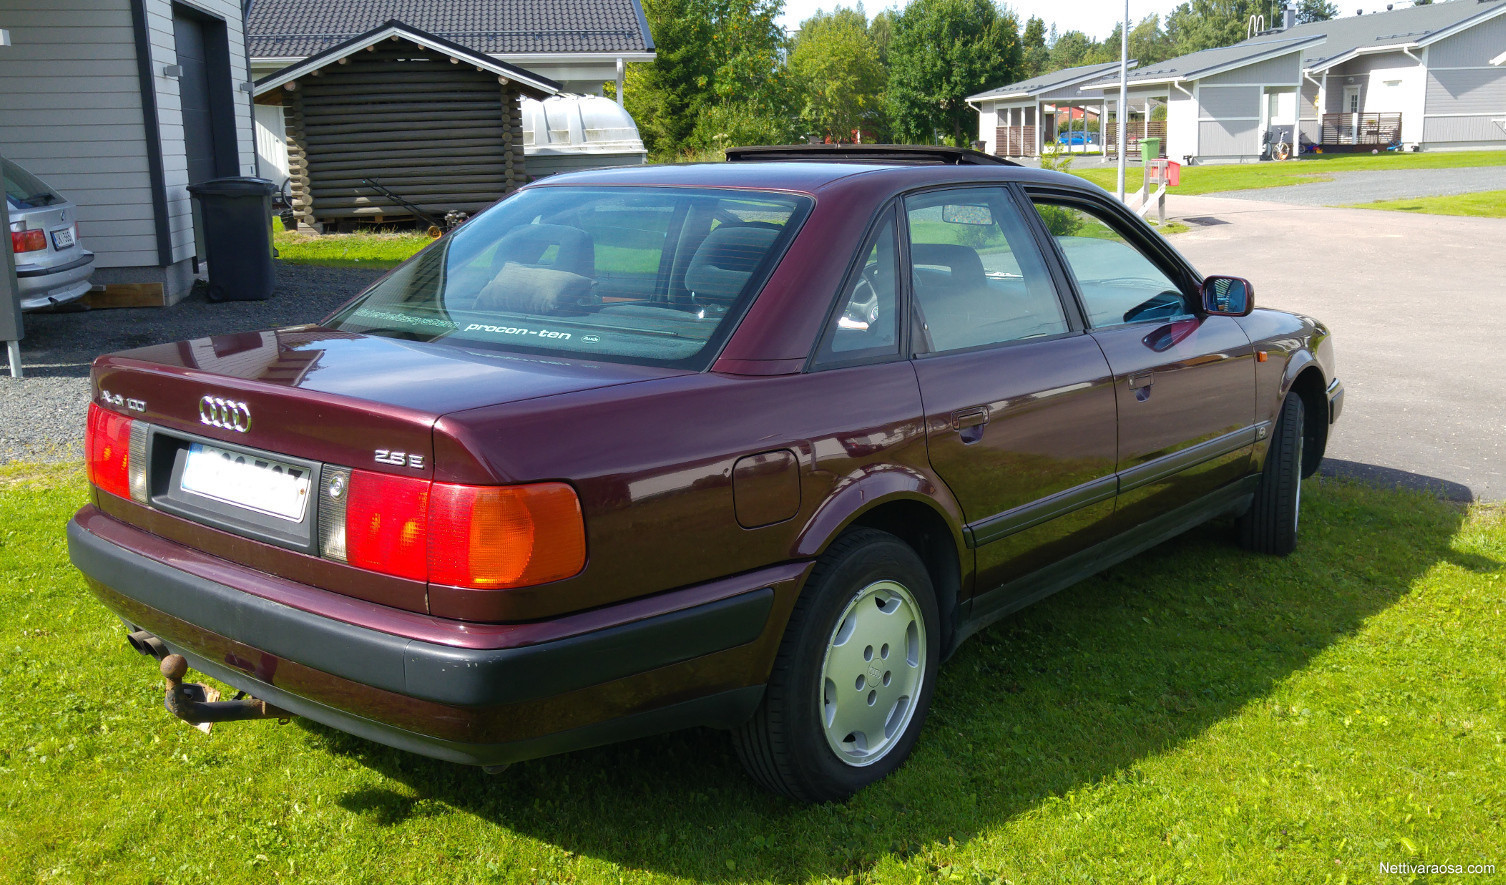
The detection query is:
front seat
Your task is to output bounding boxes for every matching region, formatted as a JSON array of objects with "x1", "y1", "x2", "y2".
[{"x1": 683, "y1": 225, "x2": 781, "y2": 315}]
